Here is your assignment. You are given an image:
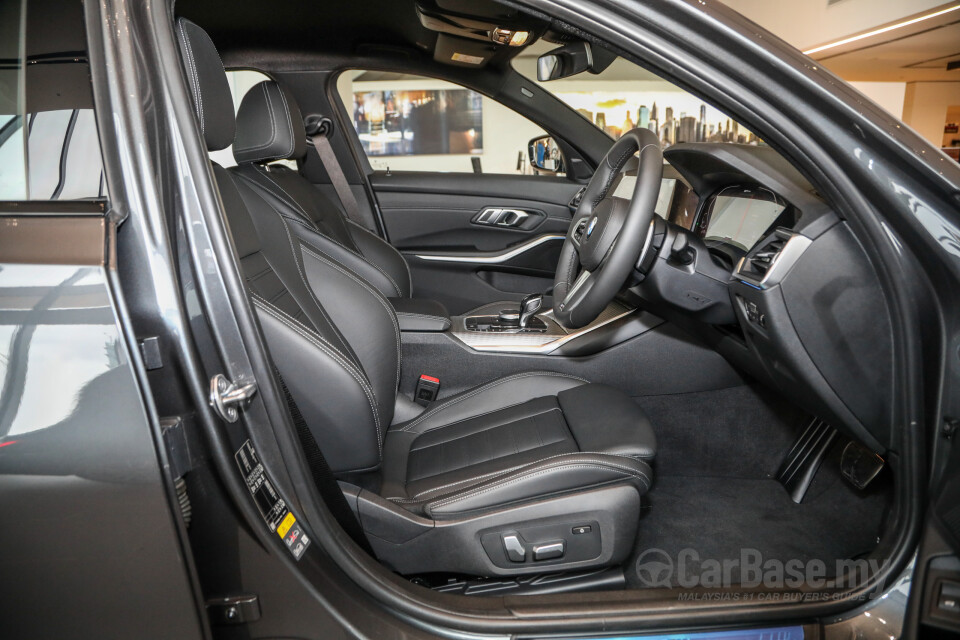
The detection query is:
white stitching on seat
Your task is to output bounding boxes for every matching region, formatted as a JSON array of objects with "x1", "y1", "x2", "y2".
[
  {"x1": 408, "y1": 406, "x2": 562, "y2": 446},
  {"x1": 275, "y1": 84, "x2": 296, "y2": 159},
  {"x1": 272, "y1": 209, "x2": 358, "y2": 359},
  {"x1": 299, "y1": 243, "x2": 401, "y2": 392},
  {"x1": 345, "y1": 220, "x2": 408, "y2": 297},
  {"x1": 252, "y1": 295, "x2": 383, "y2": 455},
  {"x1": 428, "y1": 460, "x2": 651, "y2": 512},
  {"x1": 244, "y1": 168, "x2": 320, "y2": 231},
  {"x1": 348, "y1": 219, "x2": 413, "y2": 295},
  {"x1": 241, "y1": 170, "x2": 405, "y2": 299},
  {"x1": 177, "y1": 21, "x2": 204, "y2": 137},
  {"x1": 235, "y1": 83, "x2": 278, "y2": 157},
  {"x1": 399, "y1": 371, "x2": 588, "y2": 432},
  {"x1": 393, "y1": 451, "x2": 645, "y2": 503}
]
